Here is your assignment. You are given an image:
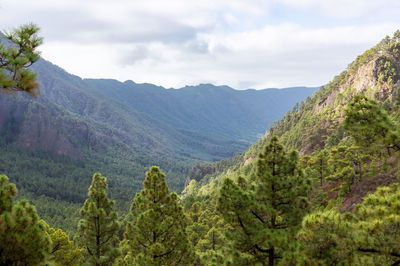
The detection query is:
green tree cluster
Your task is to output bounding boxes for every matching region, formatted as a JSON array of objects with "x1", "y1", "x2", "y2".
[
  {"x1": 298, "y1": 183, "x2": 400, "y2": 265},
  {"x1": 78, "y1": 173, "x2": 120, "y2": 266},
  {"x1": 119, "y1": 166, "x2": 195, "y2": 265},
  {"x1": 0, "y1": 175, "x2": 51, "y2": 265},
  {"x1": 218, "y1": 136, "x2": 310, "y2": 265},
  {"x1": 344, "y1": 95, "x2": 400, "y2": 152},
  {"x1": 43, "y1": 221, "x2": 83, "y2": 265}
]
